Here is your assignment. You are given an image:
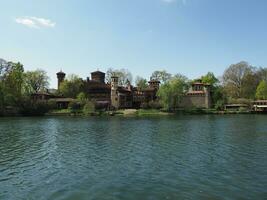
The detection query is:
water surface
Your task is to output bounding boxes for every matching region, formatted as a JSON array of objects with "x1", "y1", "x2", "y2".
[{"x1": 0, "y1": 115, "x2": 267, "y2": 199}]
